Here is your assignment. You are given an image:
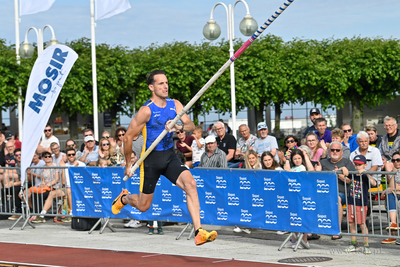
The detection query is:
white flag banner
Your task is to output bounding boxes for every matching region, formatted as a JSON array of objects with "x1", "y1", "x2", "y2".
[
  {"x1": 95, "y1": 0, "x2": 131, "y2": 20},
  {"x1": 20, "y1": 0, "x2": 56, "y2": 16},
  {"x1": 21, "y1": 45, "x2": 78, "y2": 185}
]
